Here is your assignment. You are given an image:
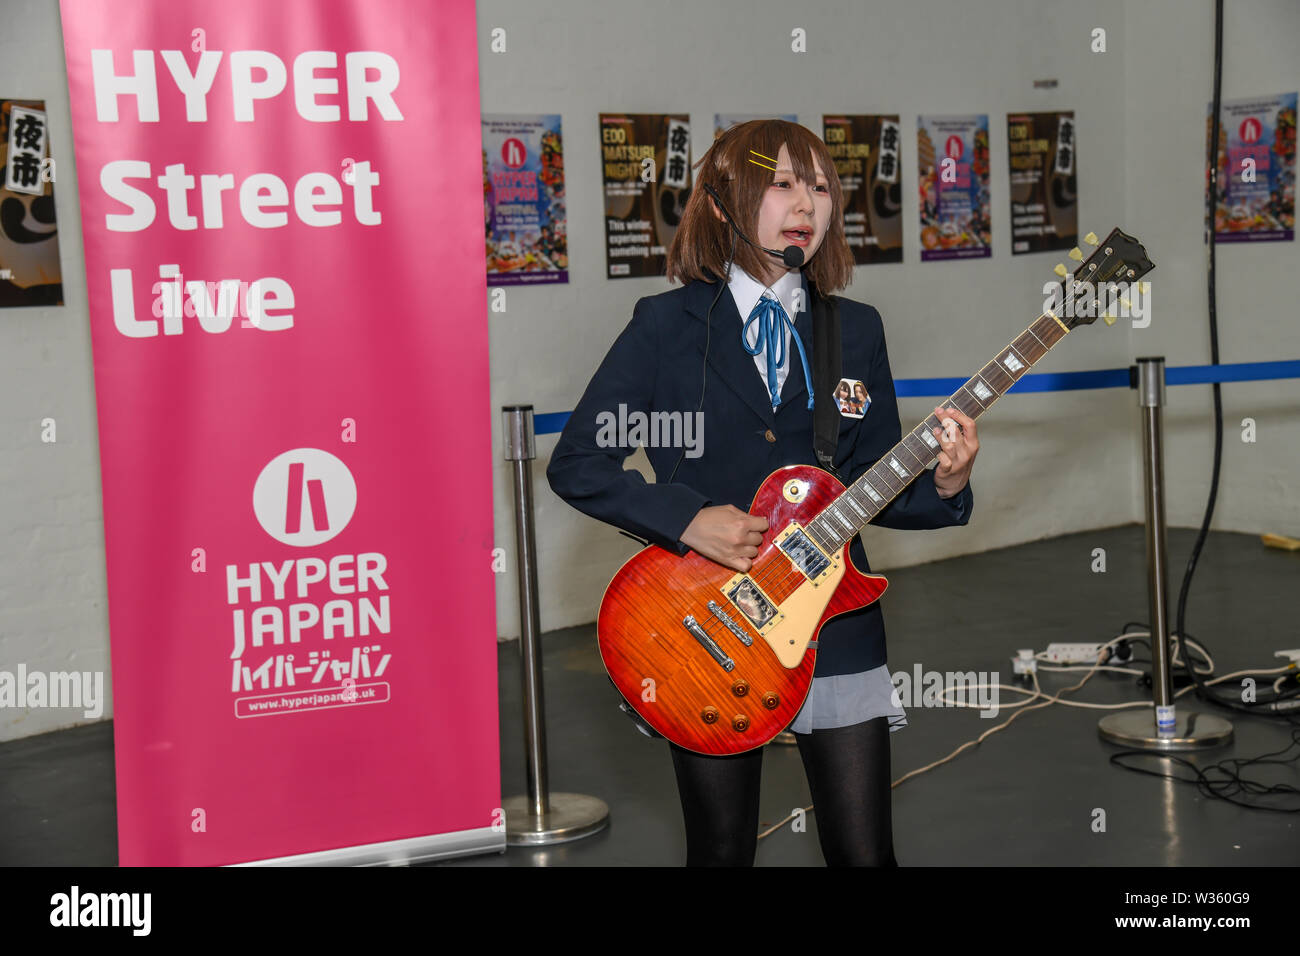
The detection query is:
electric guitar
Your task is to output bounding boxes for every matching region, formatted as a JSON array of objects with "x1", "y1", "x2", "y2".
[{"x1": 598, "y1": 227, "x2": 1155, "y2": 755}]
